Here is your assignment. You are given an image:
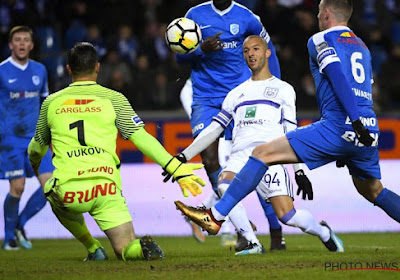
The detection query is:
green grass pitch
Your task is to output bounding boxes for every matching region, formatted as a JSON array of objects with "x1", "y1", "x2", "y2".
[{"x1": 1, "y1": 233, "x2": 399, "y2": 280}]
